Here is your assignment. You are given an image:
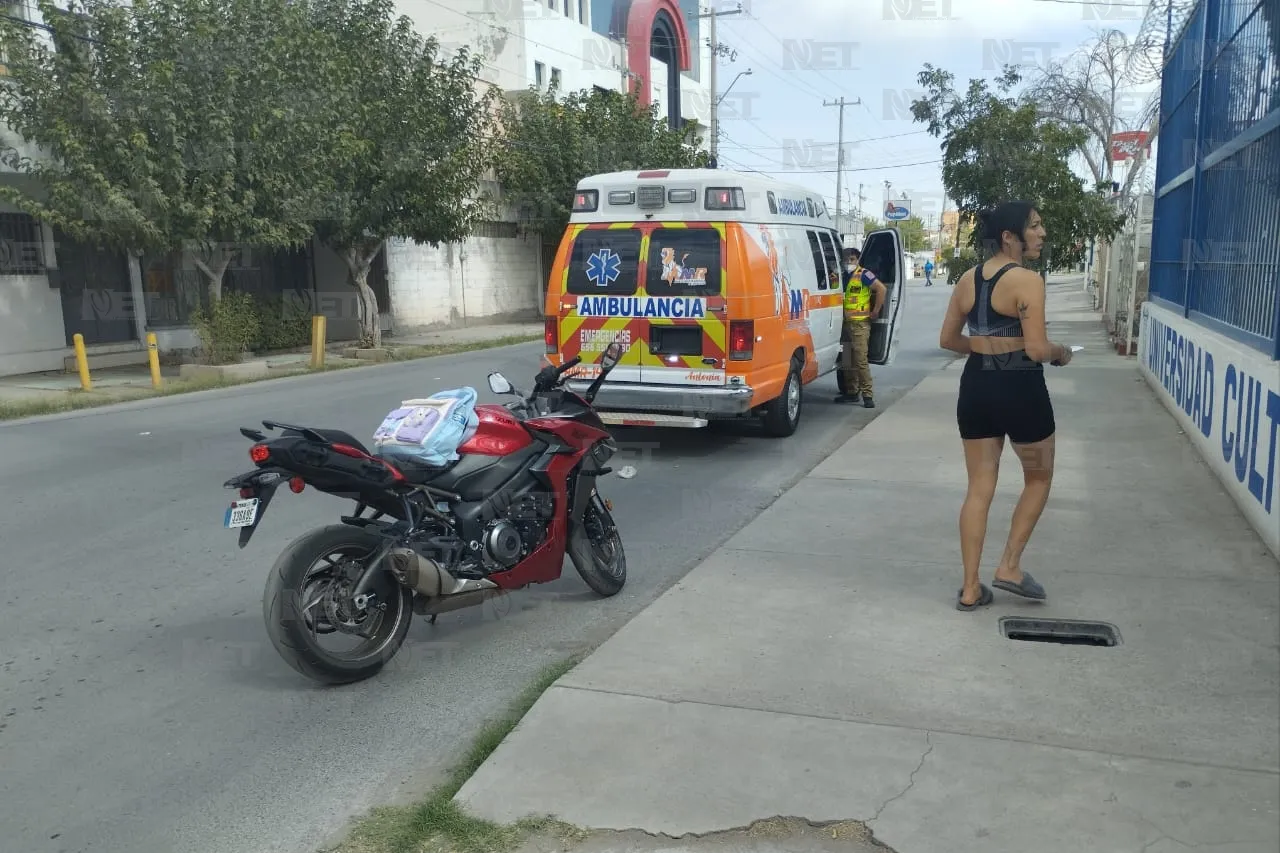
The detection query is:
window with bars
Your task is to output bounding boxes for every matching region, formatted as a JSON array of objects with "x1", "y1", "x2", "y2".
[{"x1": 0, "y1": 213, "x2": 45, "y2": 275}]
